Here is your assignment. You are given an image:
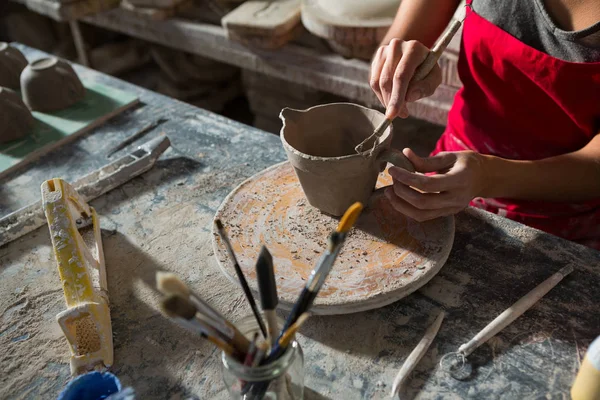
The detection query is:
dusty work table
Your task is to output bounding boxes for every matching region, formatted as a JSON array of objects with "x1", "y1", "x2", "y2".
[{"x1": 1, "y1": 45, "x2": 599, "y2": 399}]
